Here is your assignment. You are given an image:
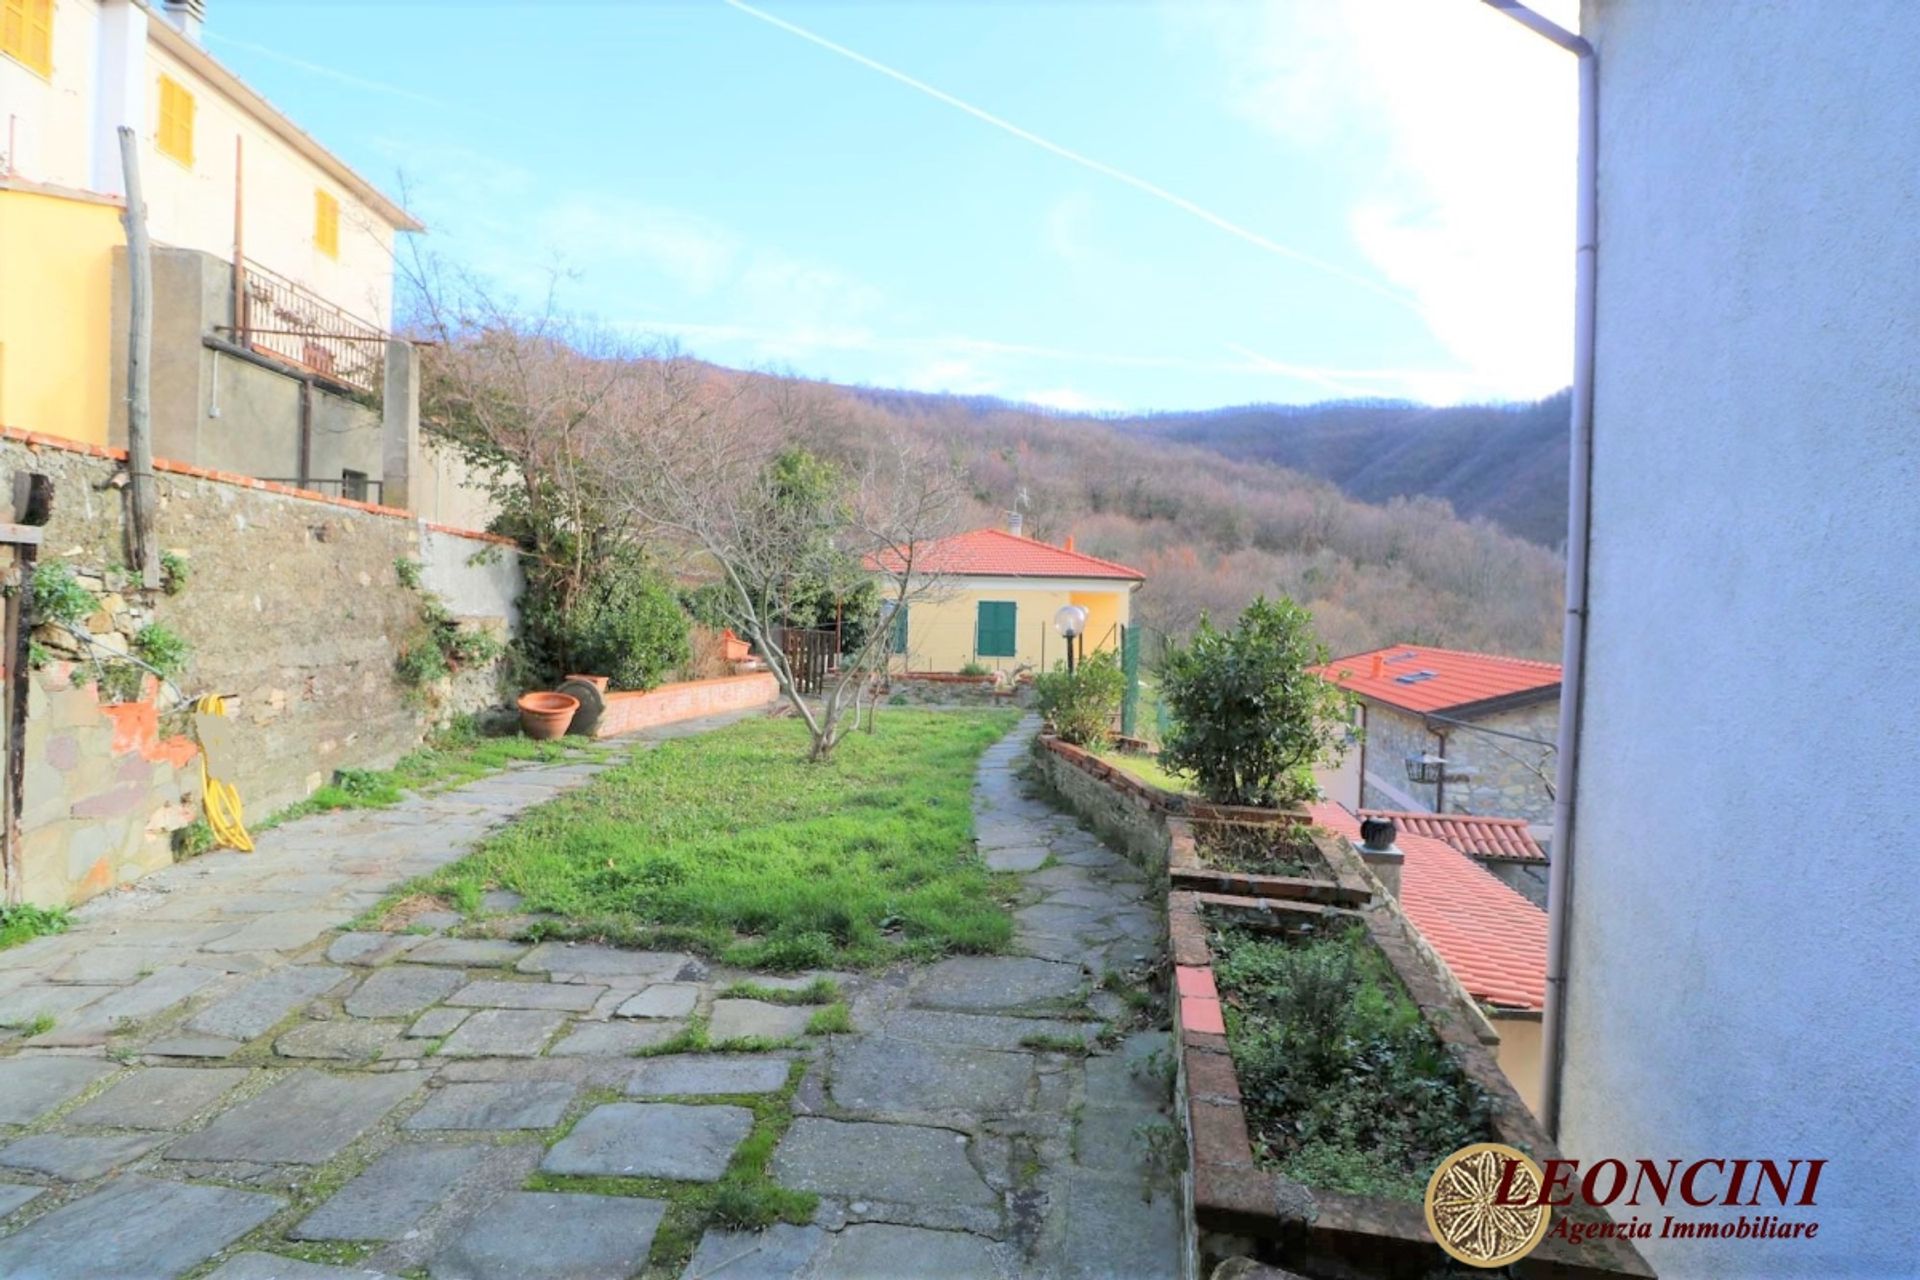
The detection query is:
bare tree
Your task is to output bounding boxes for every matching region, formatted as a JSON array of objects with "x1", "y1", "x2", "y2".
[{"x1": 609, "y1": 390, "x2": 964, "y2": 761}]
